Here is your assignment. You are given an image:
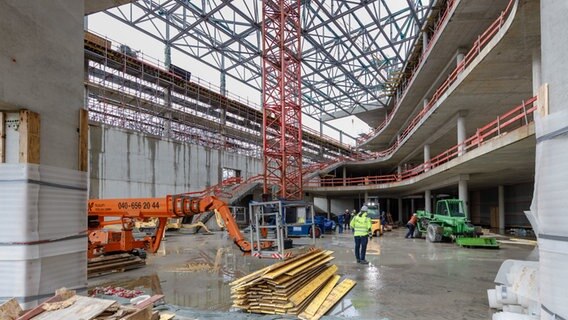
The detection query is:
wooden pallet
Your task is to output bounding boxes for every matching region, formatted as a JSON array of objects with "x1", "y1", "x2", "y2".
[
  {"x1": 88, "y1": 254, "x2": 146, "y2": 278},
  {"x1": 230, "y1": 249, "x2": 355, "y2": 316}
]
